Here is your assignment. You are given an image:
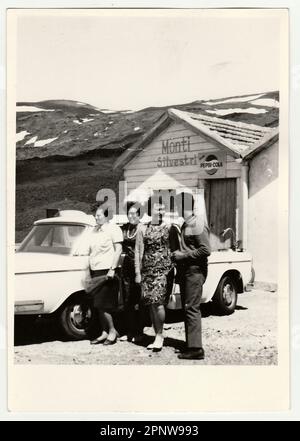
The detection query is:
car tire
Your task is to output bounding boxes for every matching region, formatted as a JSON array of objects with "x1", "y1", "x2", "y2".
[
  {"x1": 212, "y1": 275, "x2": 238, "y2": 315},
  {"x1": 59, "y1": 297, "x2": 98, "y2": 340}
]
